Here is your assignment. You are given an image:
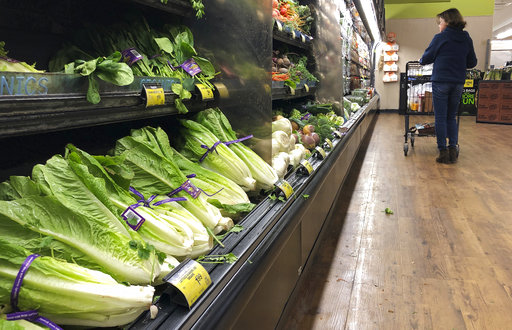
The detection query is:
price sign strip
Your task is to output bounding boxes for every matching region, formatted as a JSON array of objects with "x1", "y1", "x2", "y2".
[
  {"x1": 164, "y1": 259, "x2": 212, "y2": 308},
  {"x1": 274, "y1": 180, "x2": 294, "y2": 199},
  {"x1": 195, "y1": 83, "x2": 214, "y2": 101},
  {"x1": 315, "y1": 146, "x2": 326, "y2": 159},
  {"x1": 299, "y1": 159, "x2": 314, "y2": 176},
  {"x1": 324, "y1": 138, "x2": 333, "y2": 150},
  {"x1": 142, "y1": 83, "x2": 165, "y2": 108}
]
